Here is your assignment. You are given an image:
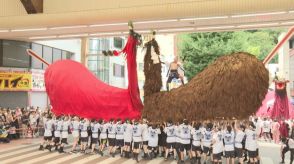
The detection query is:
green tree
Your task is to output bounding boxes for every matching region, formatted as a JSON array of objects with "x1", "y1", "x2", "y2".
[{"x1": 178, "y1": 29, "x2": 284, "y2": 80}]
